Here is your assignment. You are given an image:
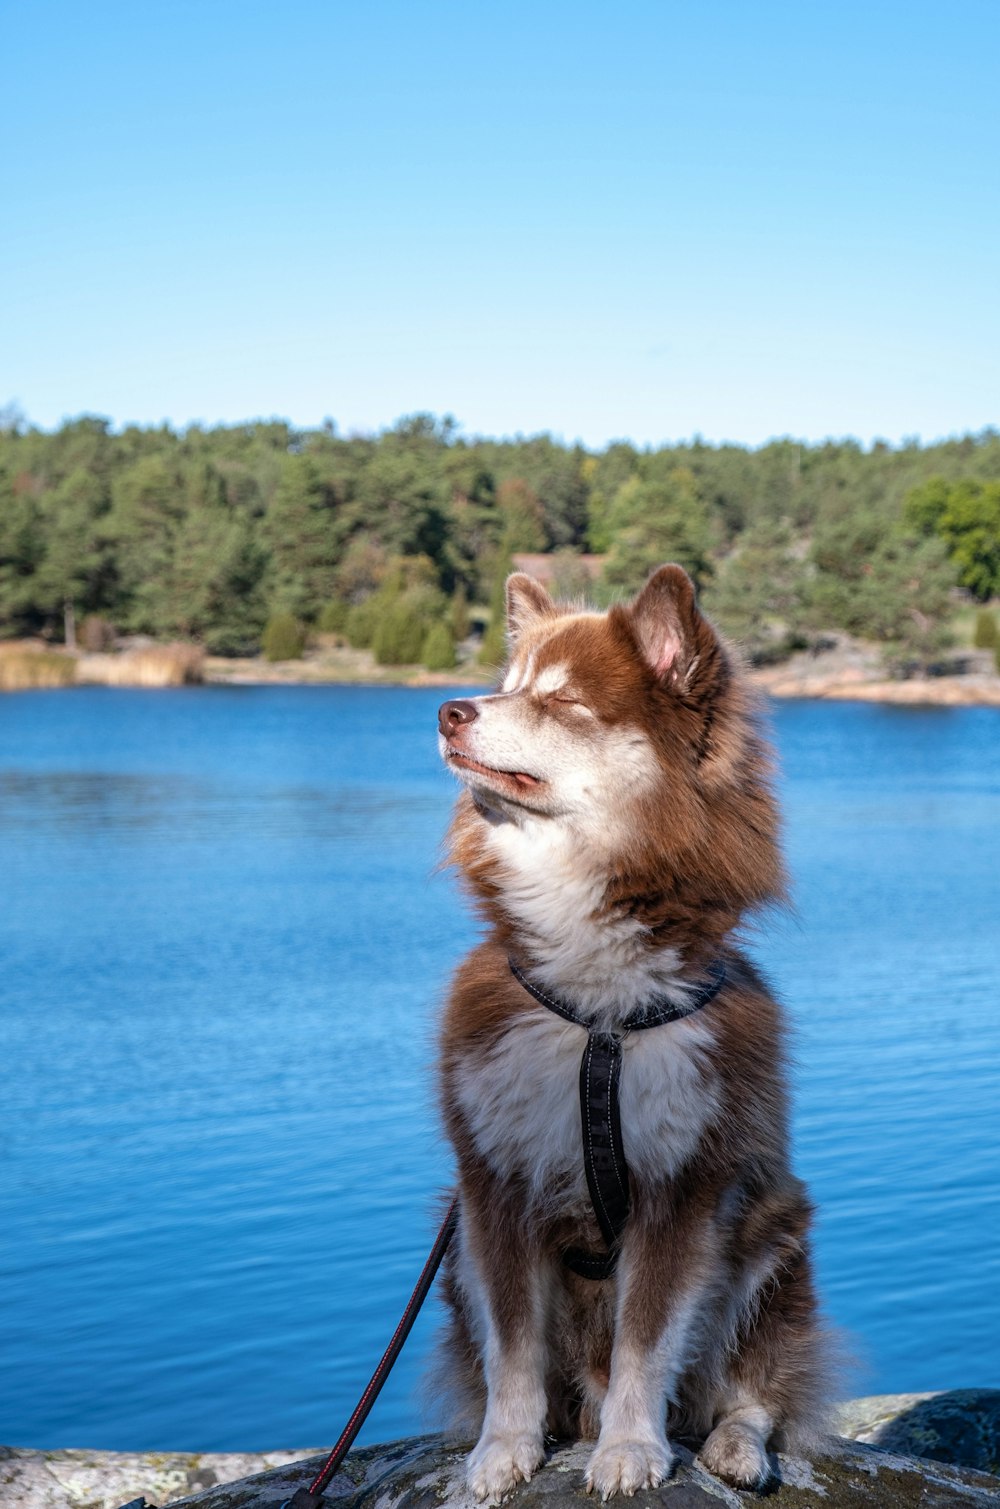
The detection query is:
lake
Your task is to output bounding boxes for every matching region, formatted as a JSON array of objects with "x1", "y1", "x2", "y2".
[{"x1": 0, "y1": 686, "x2": 997, "y2": 1452}]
